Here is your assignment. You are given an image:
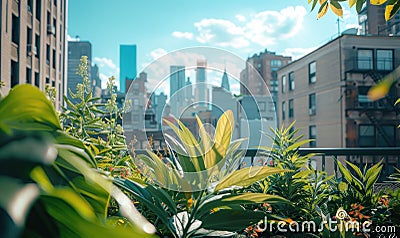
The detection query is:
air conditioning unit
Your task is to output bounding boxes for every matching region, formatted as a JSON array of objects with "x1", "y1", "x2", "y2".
[
  {"x1": 27, "y1": 44, "x2": 37, "y2": 55},
  {"x1": 47, "y1": 25, "x2": 56, "y2": 35},
  {"x1": 309, "y1": 107, "x2": 316, "y2": 115}
]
